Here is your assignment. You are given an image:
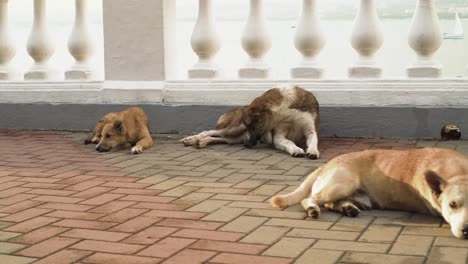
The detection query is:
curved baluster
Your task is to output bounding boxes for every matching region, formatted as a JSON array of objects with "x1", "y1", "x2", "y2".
[
  {"x1": 66, "y1": 0, "x2": 95, "y2": 80},
  {"x1": 349, "y1": 0, "x2": 383, "y2": 78},
  {"x1": 188, "y1": 0, "x2": 221, "y2": 79},
  {"x1": 407, "y1": 0, "x2": 442, "y2": 78},
  {"x1": 291, "y1": 0, "x2": 325, "y2": 79},
  {"x1": 0, "y1": 0, "x2": 19, "y2": 80},
  {"x1": 25, "y1": 0, "x2": 60, "y2": 80},
  {"x1": 239, "y1": 0, "x2": 271, "y2": 79}
]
